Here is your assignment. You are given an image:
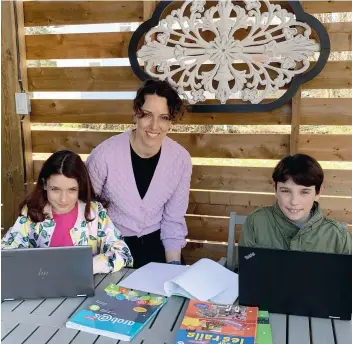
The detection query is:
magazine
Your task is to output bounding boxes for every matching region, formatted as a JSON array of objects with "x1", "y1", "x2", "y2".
[
  {"x1": 66, "y1": 283, "x2": 167, "y2": 341},
  {"x1": 174, "y1": 300, "x2": 258, "y2": 344}
]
